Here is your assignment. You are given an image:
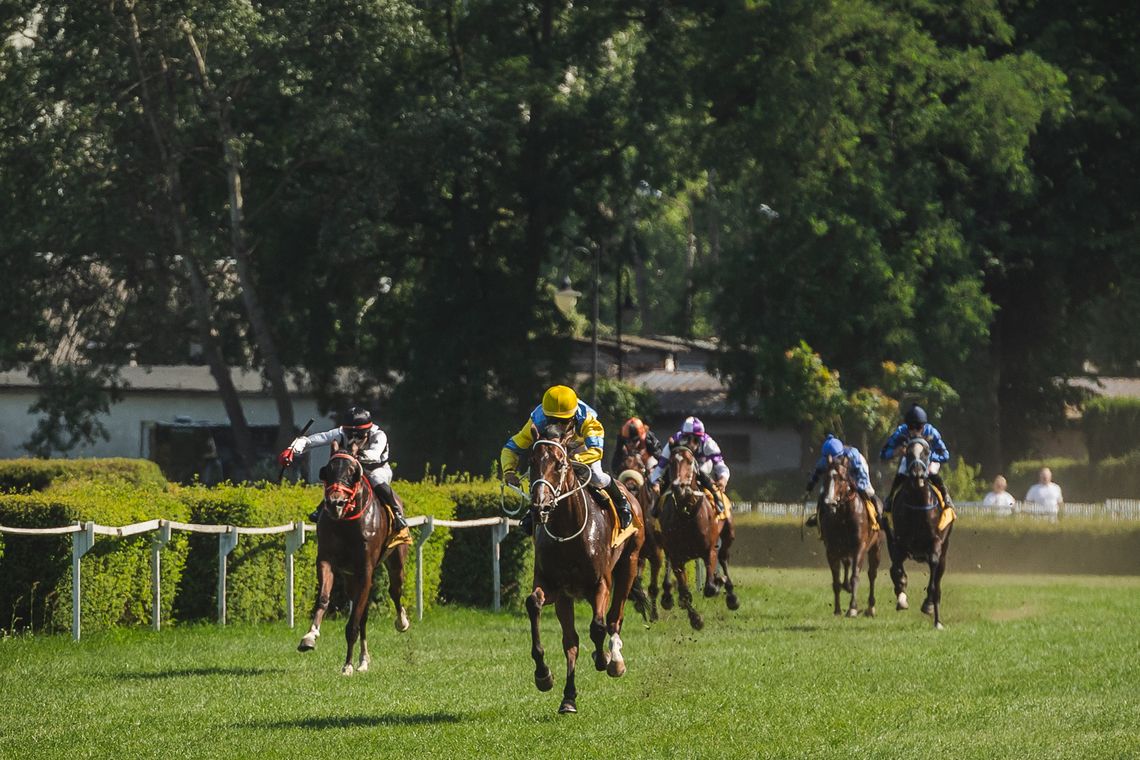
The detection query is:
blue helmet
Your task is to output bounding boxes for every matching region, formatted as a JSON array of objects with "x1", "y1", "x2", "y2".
[
  {"x1": 821, "y1": 434, "x2": 844, "y2": 458},
  {"x1": 904, "y1": 404, "x2": 928, "y2": 428}
]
